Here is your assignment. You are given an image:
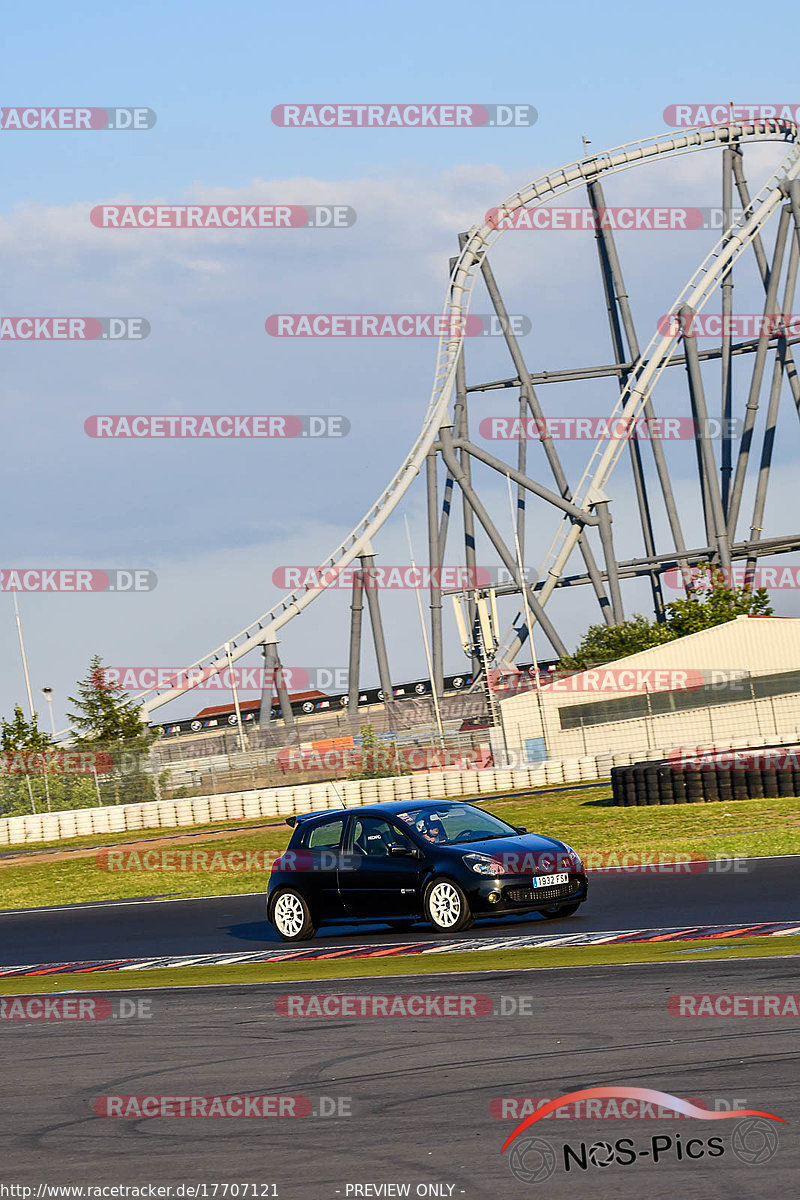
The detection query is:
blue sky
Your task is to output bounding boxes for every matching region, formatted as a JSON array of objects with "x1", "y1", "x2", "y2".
[{"x1": 3, "y1": 0, "x2": 800, "y2": 729}]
